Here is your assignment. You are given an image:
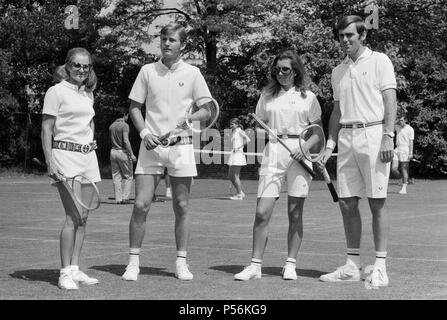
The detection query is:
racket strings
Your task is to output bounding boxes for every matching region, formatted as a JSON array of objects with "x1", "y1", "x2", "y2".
[
  {"x1": 300, "y1": 125, "x2": 326, "y2": 162},
  {"x1": 70, "y1": 176, "x2": 100, "y2": 211}
]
